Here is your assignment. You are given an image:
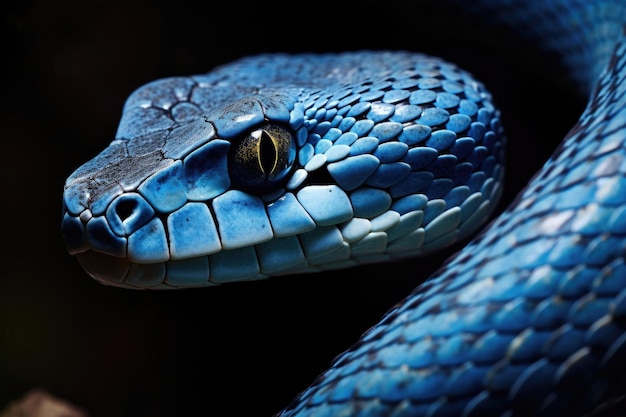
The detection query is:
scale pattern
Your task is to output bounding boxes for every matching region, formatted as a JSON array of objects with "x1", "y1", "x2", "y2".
[
  {"x1": 60, "y1": 0, "x2": 626, "y2": 415},
  {"x1": 62, "y1": 52, "x2": 504, "y2": 287},
  {"x1": 278, "y1": 36, "x2": 626, "y2": 417}
]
